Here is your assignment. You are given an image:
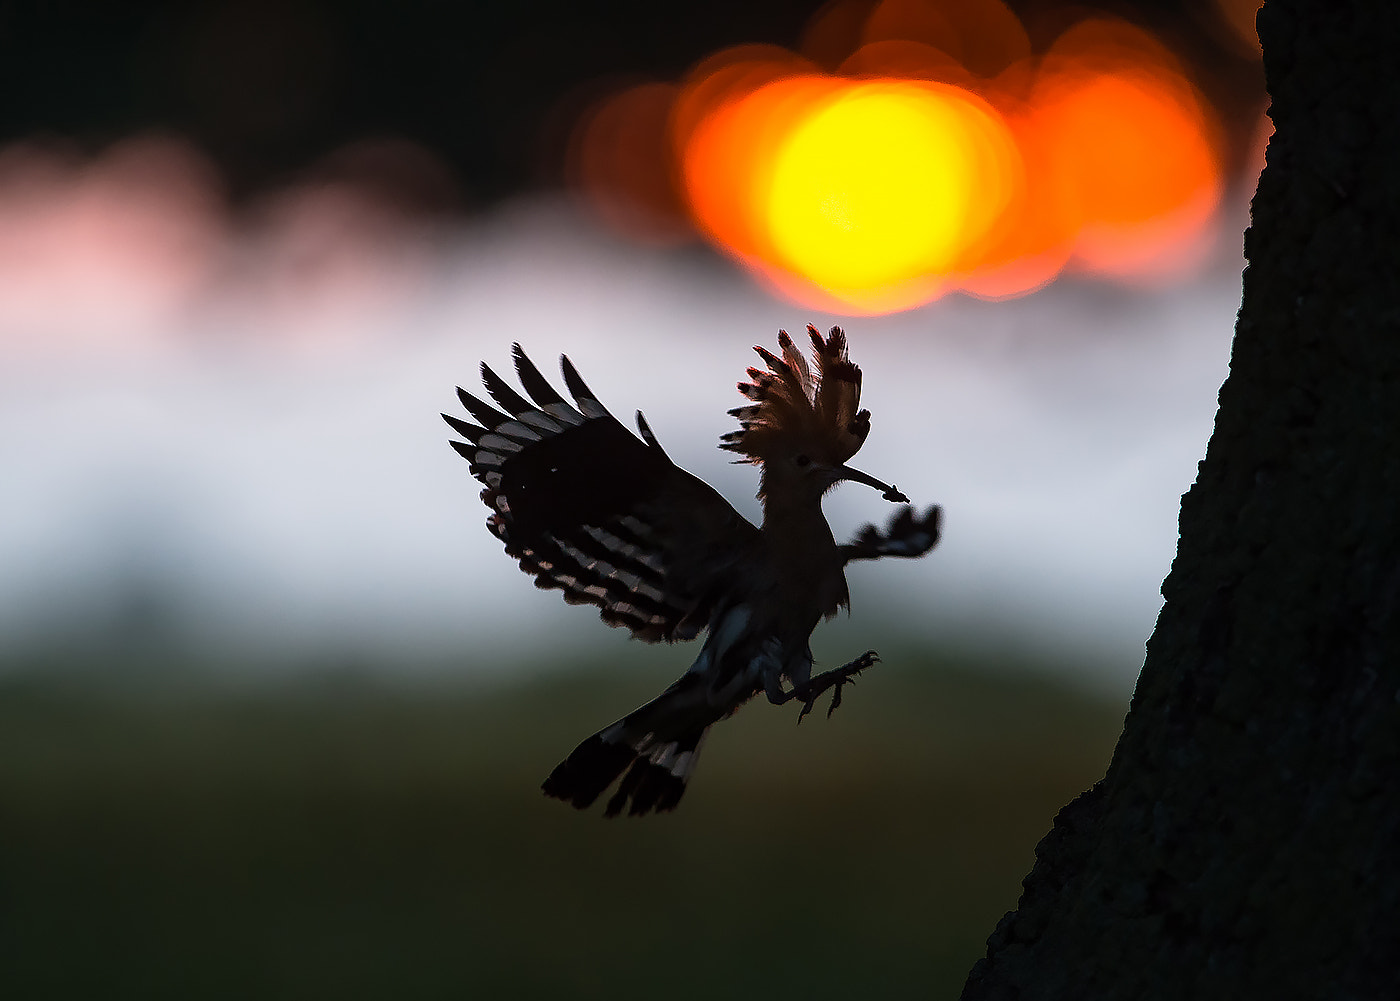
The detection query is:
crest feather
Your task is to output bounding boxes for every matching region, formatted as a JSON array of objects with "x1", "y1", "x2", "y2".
[{"x1": 721, "y1": 325, "x2": 872, "y2": 464}]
